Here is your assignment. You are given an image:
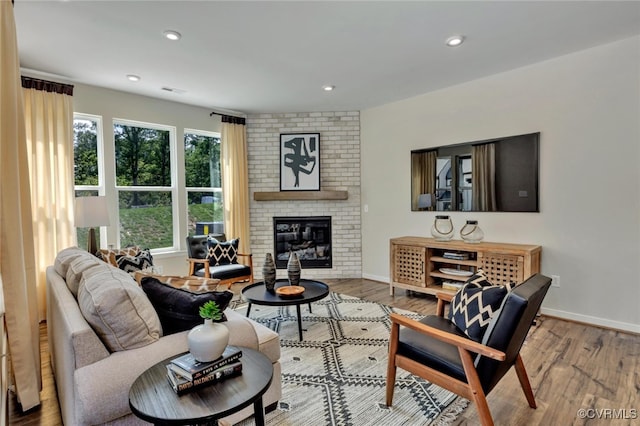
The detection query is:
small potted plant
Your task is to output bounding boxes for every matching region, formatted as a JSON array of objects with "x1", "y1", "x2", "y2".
[
  {"x1": 187, "y1": 300, "x2": 230, "y2": 362},
  {"x1": 199, "y1": 300, "x2": 223, "y2": 322}
]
